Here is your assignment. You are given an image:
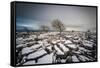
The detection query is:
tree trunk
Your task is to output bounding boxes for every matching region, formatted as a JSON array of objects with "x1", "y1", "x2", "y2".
[{"x1": 59, "y1": 30, "x2": 61, "y2": 41}]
